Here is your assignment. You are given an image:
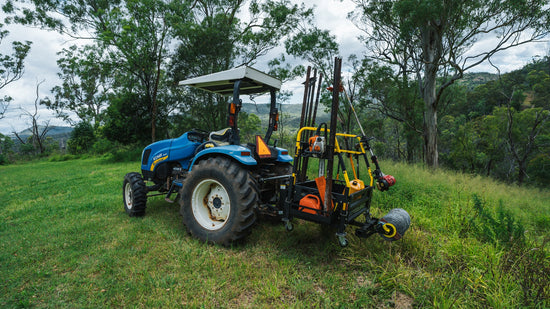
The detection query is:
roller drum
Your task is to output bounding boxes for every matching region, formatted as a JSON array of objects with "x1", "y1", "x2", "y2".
[{"x1": 379, "y1": 208, "x2": 410, "y2": 241}]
